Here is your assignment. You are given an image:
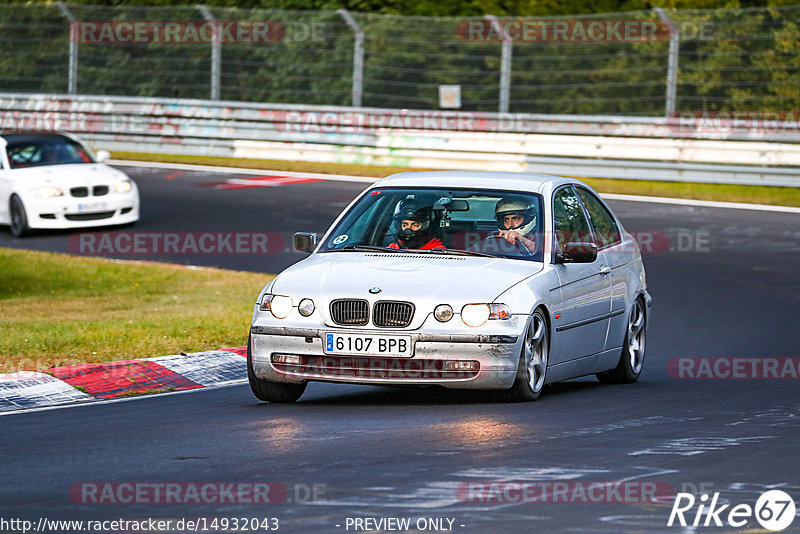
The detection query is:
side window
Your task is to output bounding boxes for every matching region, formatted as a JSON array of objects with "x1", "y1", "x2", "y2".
[
  {"x1": 553, "y1": 186, "x2": 594, "y2": 251},
  {"x1": 326, "y1": 195, "x2": 387, "y2": 248},
  {"x1": 577, "y1": 188, "x2": 621, "y2": 249}
]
